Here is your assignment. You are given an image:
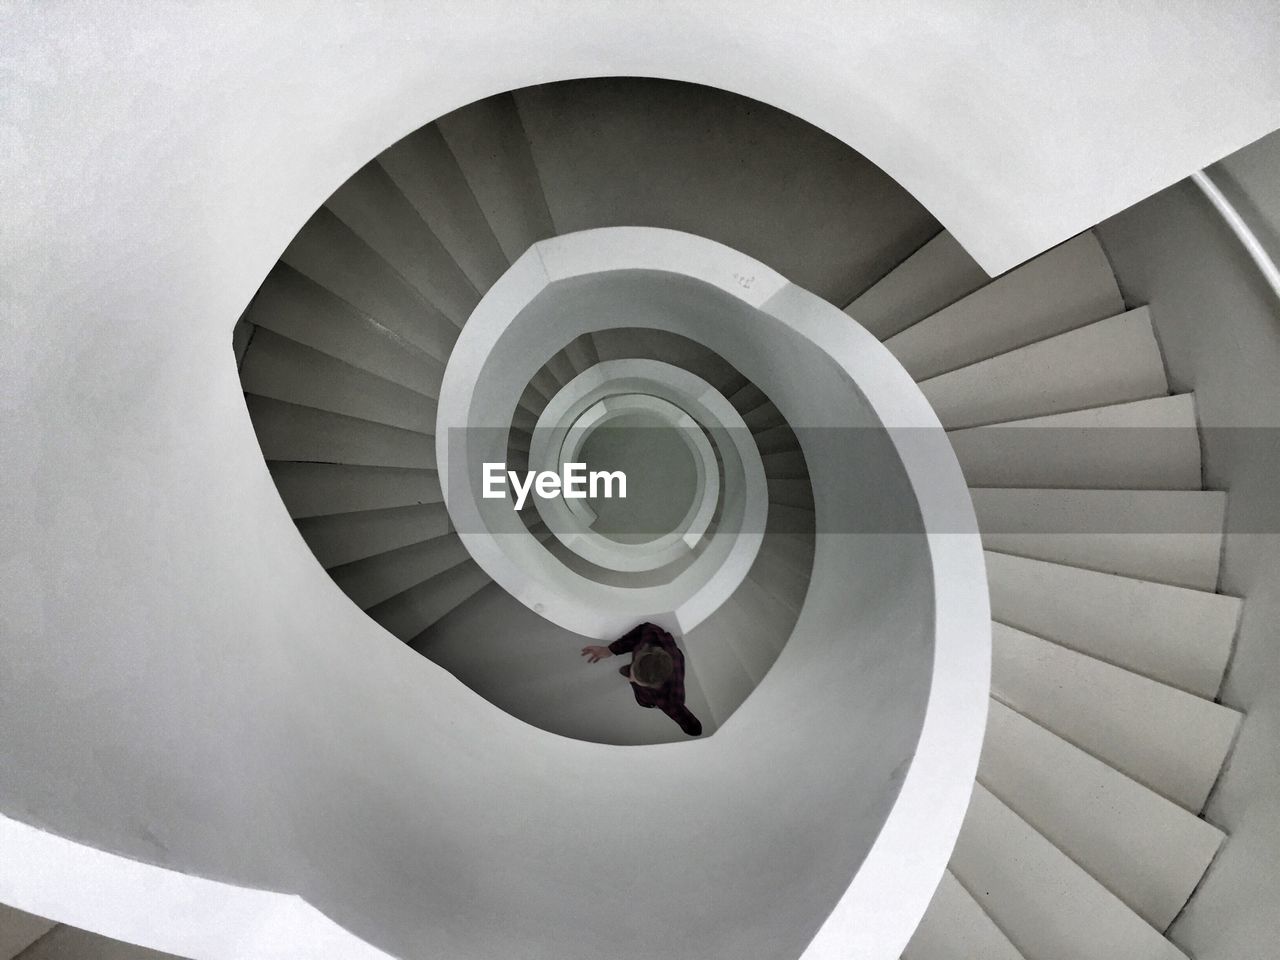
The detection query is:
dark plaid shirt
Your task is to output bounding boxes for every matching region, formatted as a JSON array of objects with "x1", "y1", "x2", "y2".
[{"x1": 609, "y1": 622, "x2": 703, "y2": 737}]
